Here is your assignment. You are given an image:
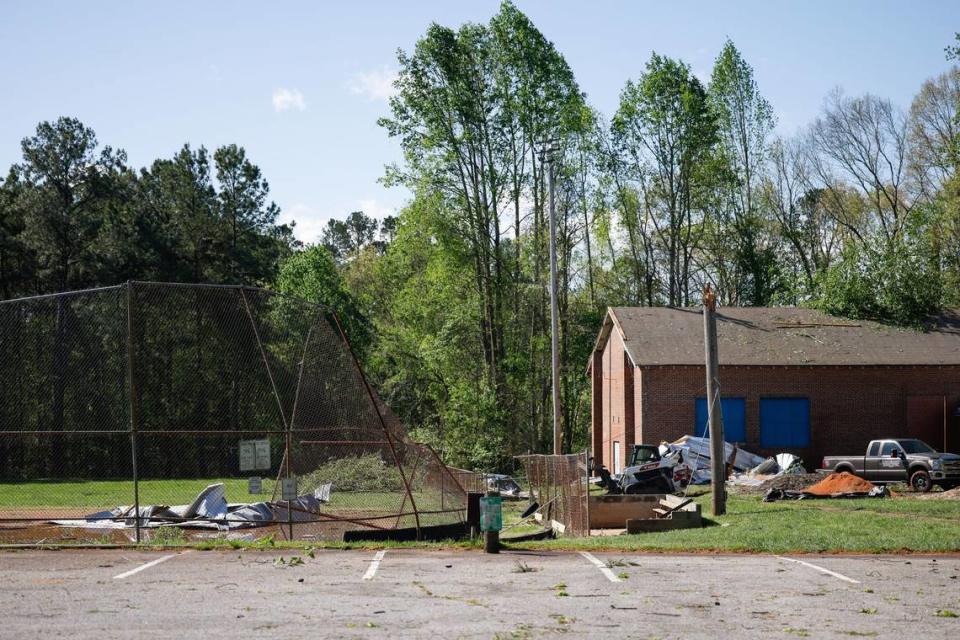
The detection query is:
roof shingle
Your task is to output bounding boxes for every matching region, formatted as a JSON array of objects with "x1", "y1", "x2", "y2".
[{"x1": 606, "y1": 306, "x2": 960, "y2": 367}]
